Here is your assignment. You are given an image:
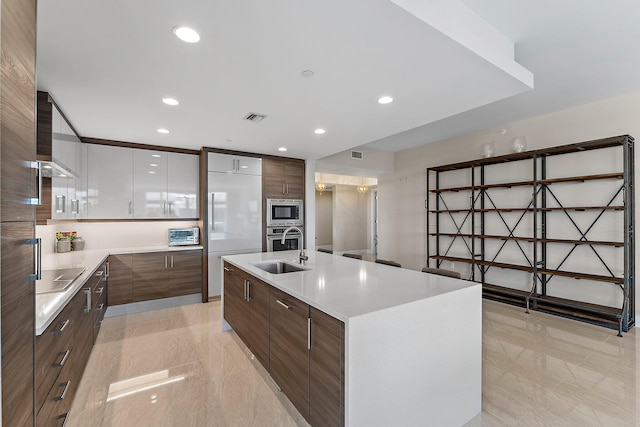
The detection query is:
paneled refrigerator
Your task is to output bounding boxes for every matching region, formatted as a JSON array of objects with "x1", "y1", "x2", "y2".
[{"x1": 207, "y1": 153, "x2": 262, "y2": 296}]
